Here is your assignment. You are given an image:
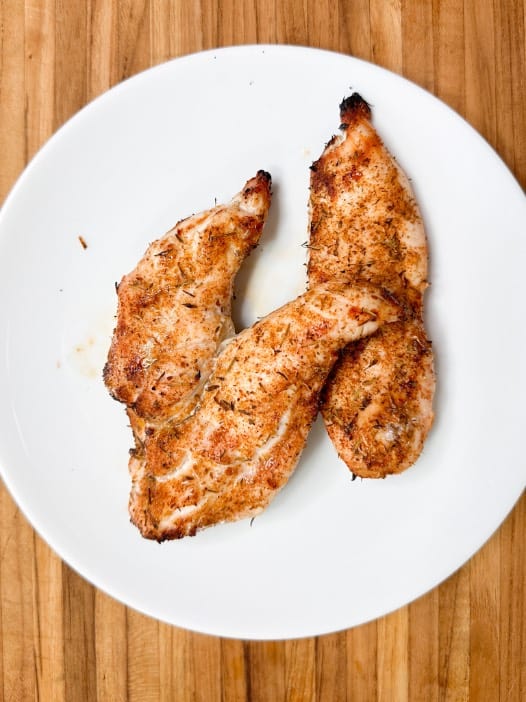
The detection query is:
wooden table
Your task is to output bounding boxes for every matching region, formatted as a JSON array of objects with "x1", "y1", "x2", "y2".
[{"x1": 0, "y1": 2, "x2": 524, "y2": 700}]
